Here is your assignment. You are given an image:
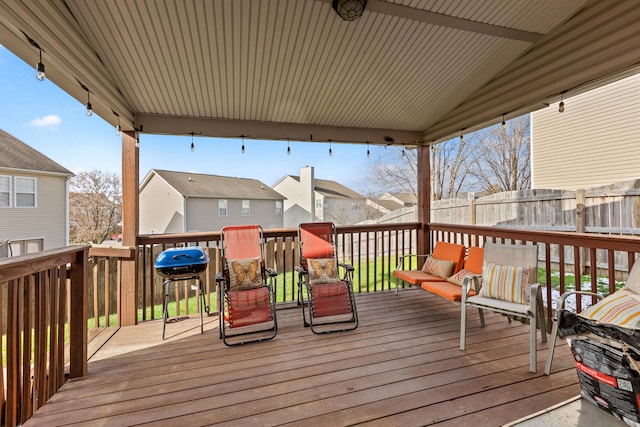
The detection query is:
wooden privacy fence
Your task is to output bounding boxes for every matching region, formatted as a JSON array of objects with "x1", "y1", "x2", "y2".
[
  {"x1": 431, "y1": 181, "x2": 640, "y2": 274},
  {"x1": 0, "y1": 246, "x2": 88, "y2": 427}
]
